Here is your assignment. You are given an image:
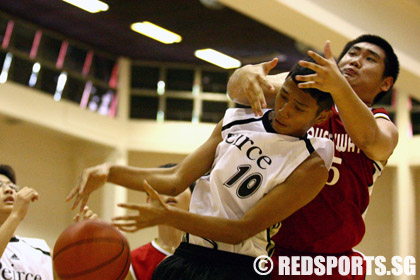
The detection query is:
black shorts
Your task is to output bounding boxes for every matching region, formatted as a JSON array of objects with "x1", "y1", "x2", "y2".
[{"x1": 152, "y1": 242, "x2": 269, "y2": 280}]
